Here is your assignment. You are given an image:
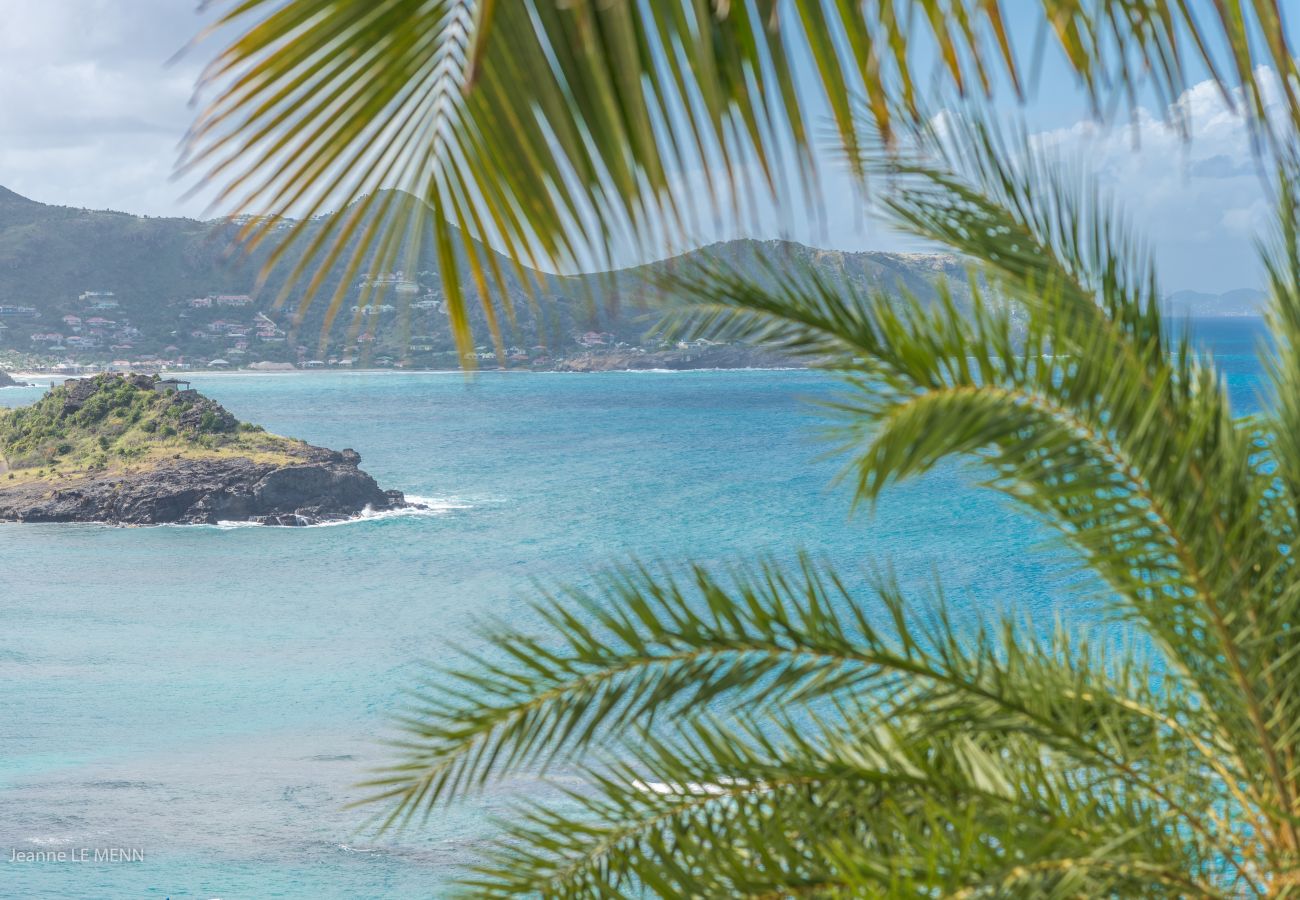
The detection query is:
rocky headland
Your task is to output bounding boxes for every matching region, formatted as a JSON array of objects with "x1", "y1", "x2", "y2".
[
  {"x1": 0, "y1": 370, "x2": 29, "y2": 388},
  {"x1": 0, "y1": 374, "x2": 411, "y2": 525}
]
